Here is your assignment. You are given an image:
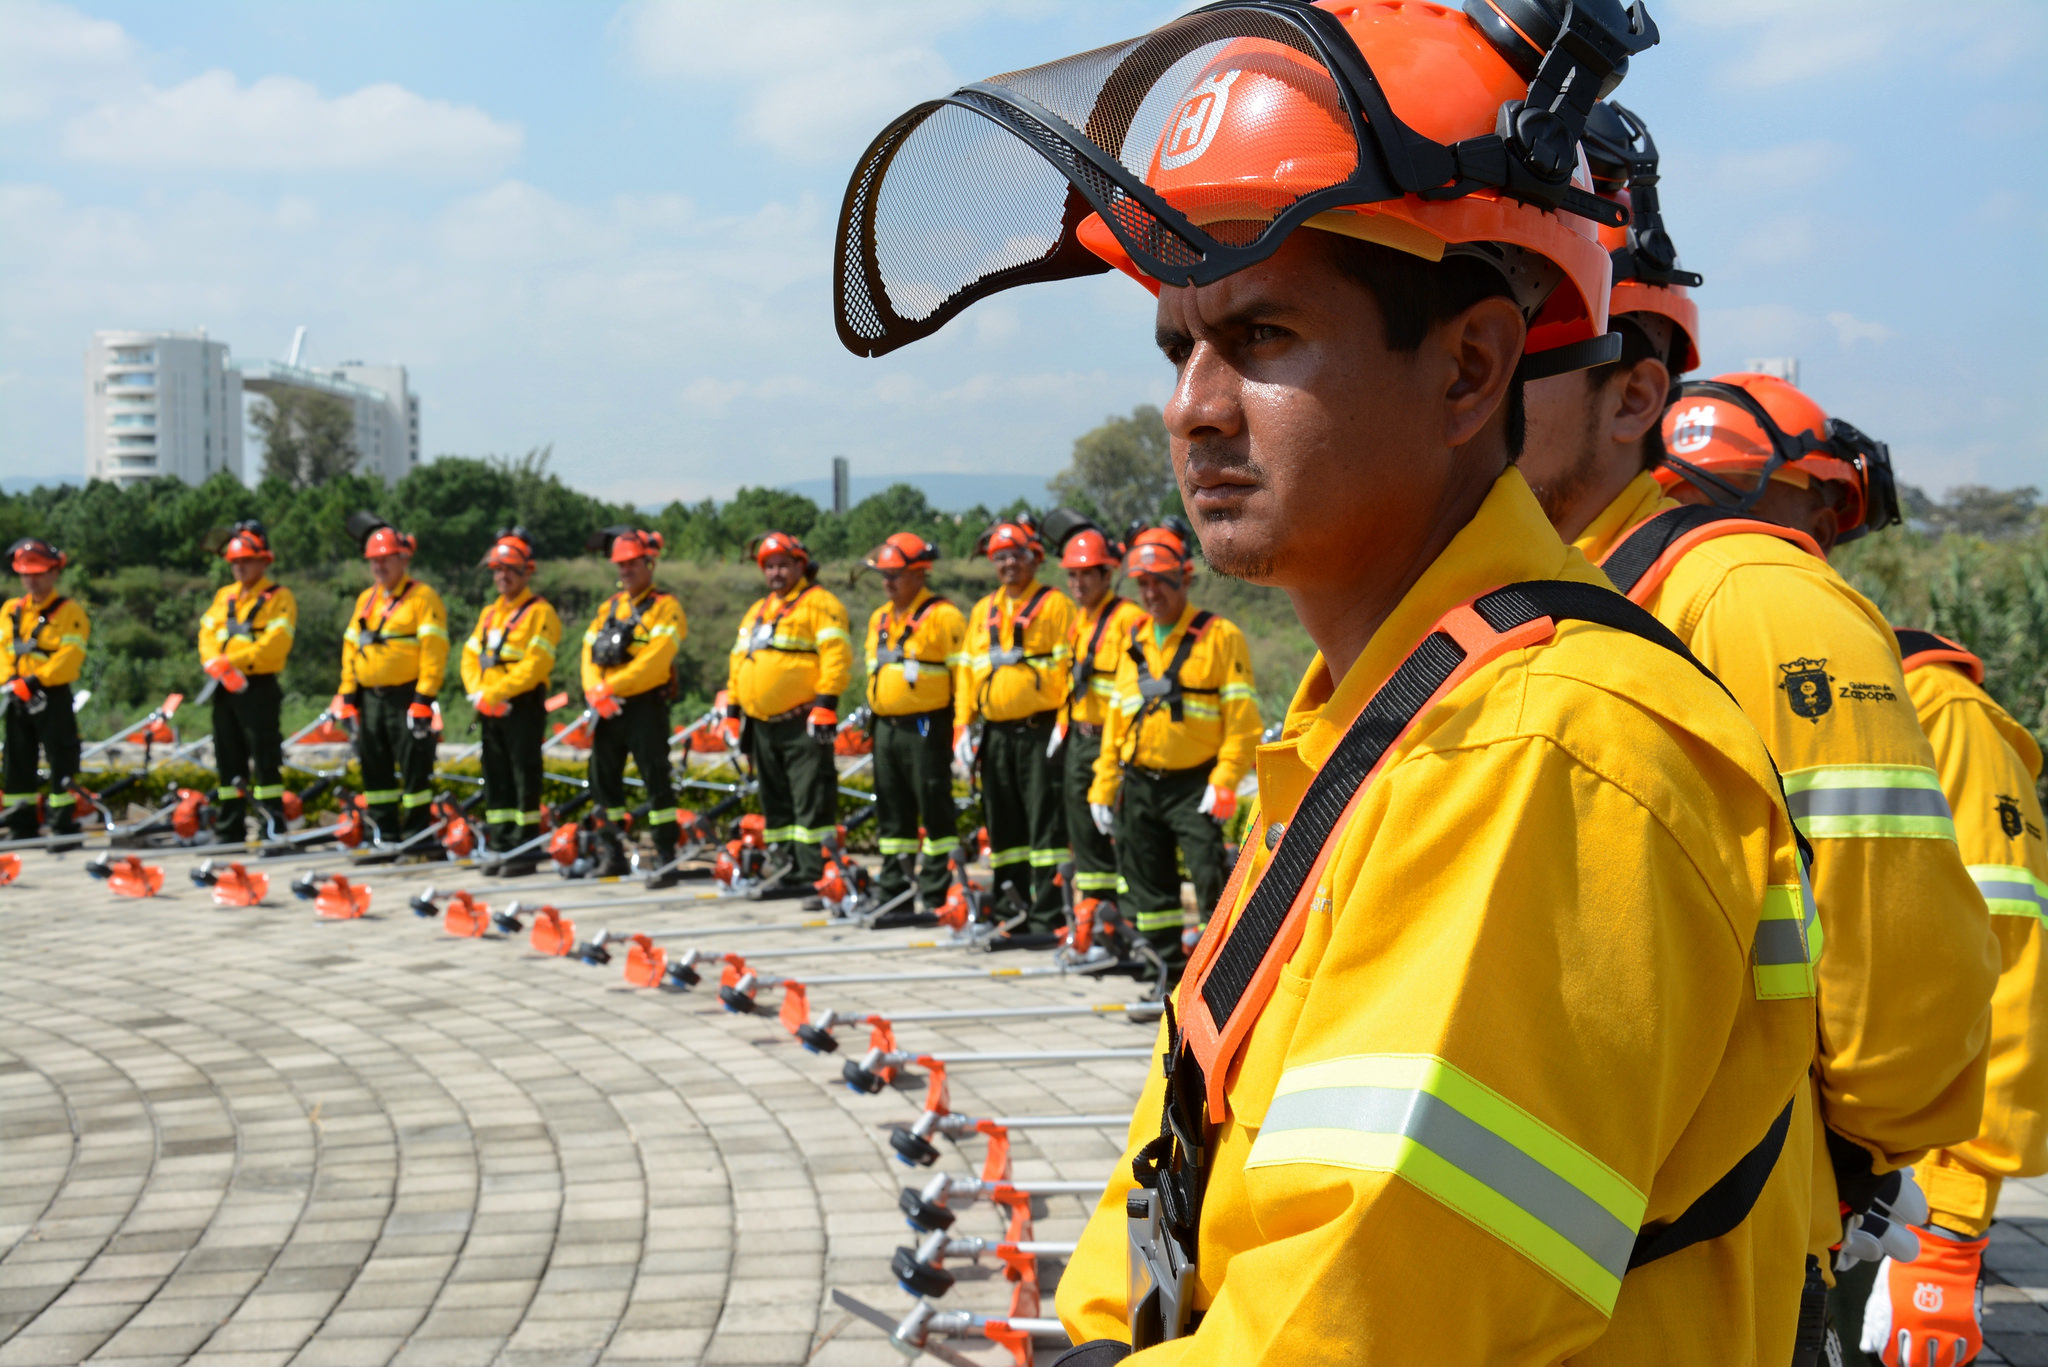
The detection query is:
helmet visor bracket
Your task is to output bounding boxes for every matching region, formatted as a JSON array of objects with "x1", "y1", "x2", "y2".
[{"x1": 835, "y1": 0, "x2": 1648, "y2": 359}]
